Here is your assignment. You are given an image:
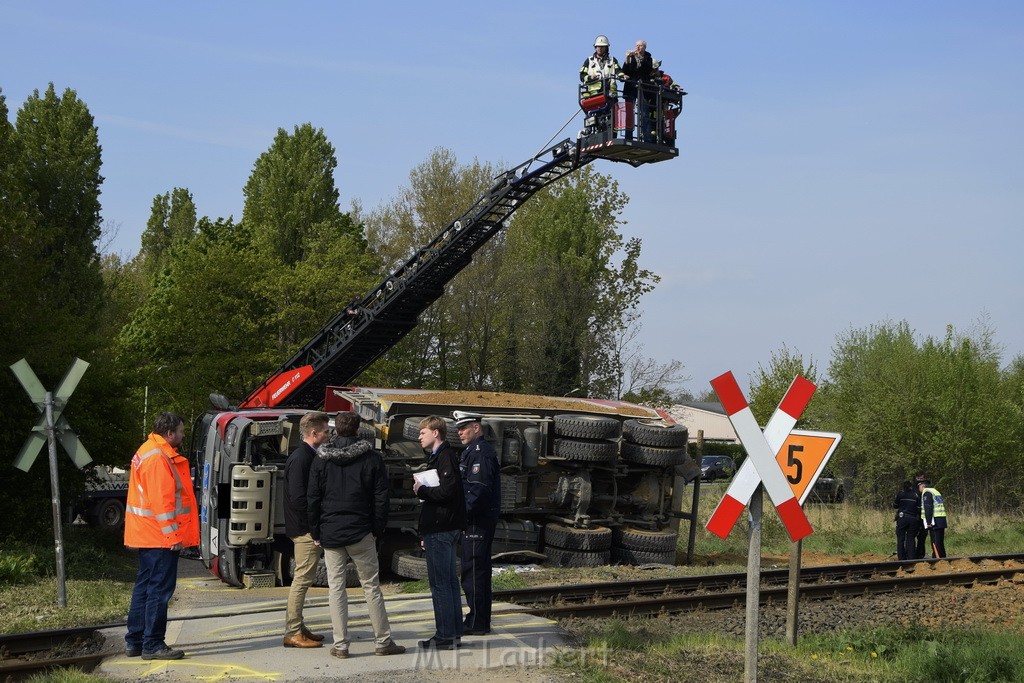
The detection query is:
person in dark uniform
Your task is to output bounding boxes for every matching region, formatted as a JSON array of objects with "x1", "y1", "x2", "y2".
[
  {"x1": 893, "y1": 480, "x2": 921, "y2": 561},
  {"x1": 919, "y1": 480, "x2": 948, "y2": 558},
  {"x1": 453, "y1": 410, "x2": 500, "y2": 636}
]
